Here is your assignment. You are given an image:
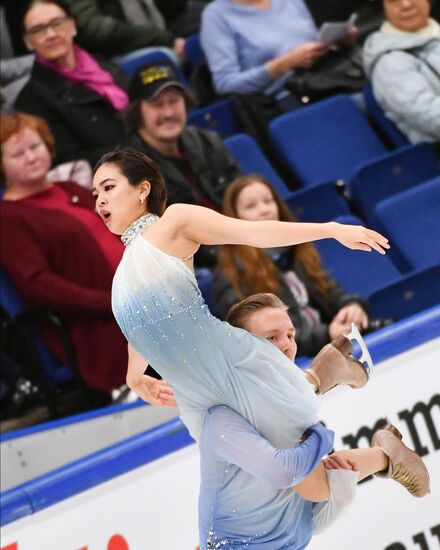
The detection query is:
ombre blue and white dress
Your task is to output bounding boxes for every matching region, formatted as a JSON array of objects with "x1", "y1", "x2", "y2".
[
  {"x1": 111, "y1": 215, "x2": 356, "y2": 548},
  {"x1": 112, "y1": 215, "x2": 320, "y2": 447}
]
